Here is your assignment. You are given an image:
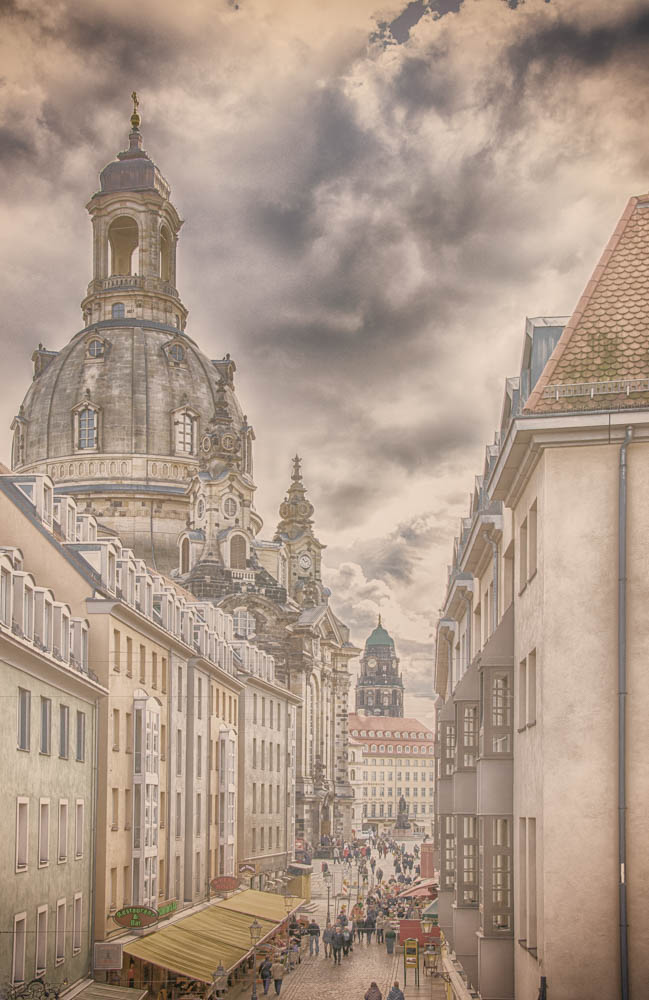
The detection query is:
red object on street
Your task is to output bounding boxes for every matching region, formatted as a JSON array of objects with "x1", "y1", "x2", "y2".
[
  {"x1": 398, "y1": 919, "x2": 441, "y2": 947},
  {"x1": 420, "y1": 843, "x2": 435, "y2": 879}
]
